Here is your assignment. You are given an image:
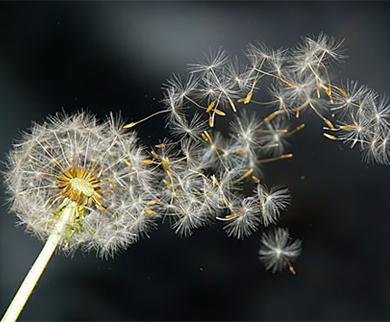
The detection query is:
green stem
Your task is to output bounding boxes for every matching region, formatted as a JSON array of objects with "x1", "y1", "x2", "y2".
[{"x1": 1, "y1": 201, "x2": 77, "y2": 322}]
